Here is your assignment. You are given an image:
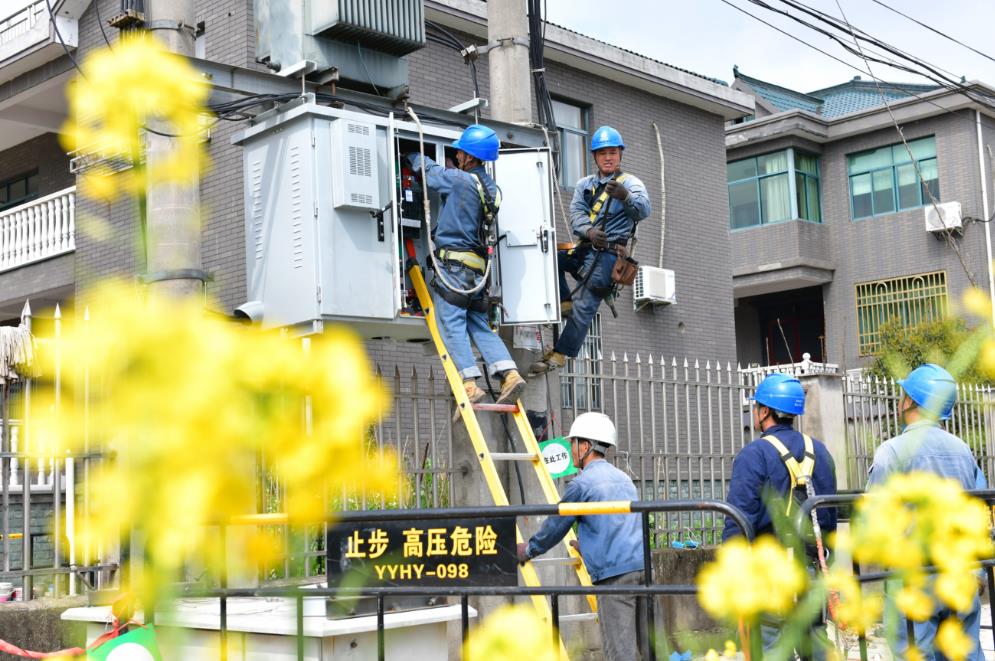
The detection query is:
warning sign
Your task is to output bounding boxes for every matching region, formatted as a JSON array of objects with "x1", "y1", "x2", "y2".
[
  {"x1": 327, "y1": 517, "x2": 518, "y2": 587},
  {"x1": 539, "y1": 437, "x2": 577, "y2": 479}
]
